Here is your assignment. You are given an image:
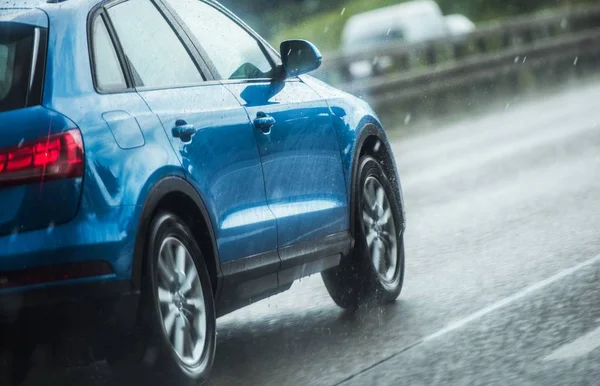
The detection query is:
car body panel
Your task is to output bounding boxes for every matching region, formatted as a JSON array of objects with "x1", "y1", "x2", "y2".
[
  {"x1": 138, "y1": 84, "x2": 279, "y2": 263},
  {"x1": 300, "y1": 75, "x2": 405, "y2": 215},
  {"x1": 0, "y1": 203, "x2": 138, "y2": 277},
  {"x1": 102, "y1": 111, "x2": 146, "y2": 149},
  {"x1": 0, "y1": 2, "x2": 185, "y2": 286},
  {"x1": 0, "y1": 0, "x2": 405, "y2": 335},
  {"x1": 224, "y1": 80, "x2": 349, "y2": 248}
]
